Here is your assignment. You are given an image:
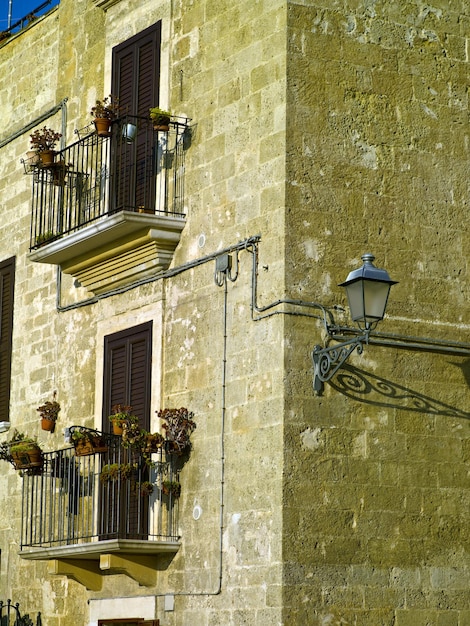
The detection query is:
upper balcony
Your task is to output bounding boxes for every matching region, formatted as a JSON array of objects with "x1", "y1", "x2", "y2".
[
  {"x1": 19, "y1": 428, "x2": 181, "y2": 591},
  {"x1": 26, "y1": 115, "x2": 190, "y2": 295}
]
